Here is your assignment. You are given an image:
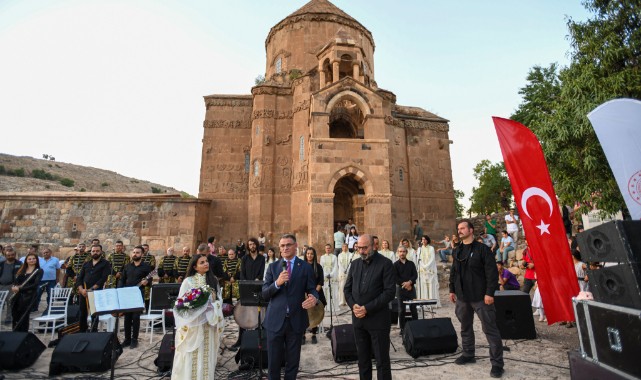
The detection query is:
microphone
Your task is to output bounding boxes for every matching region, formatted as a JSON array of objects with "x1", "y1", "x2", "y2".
[{"x1": 282, "y1": 260, "x2": 288, "y2": 286}]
